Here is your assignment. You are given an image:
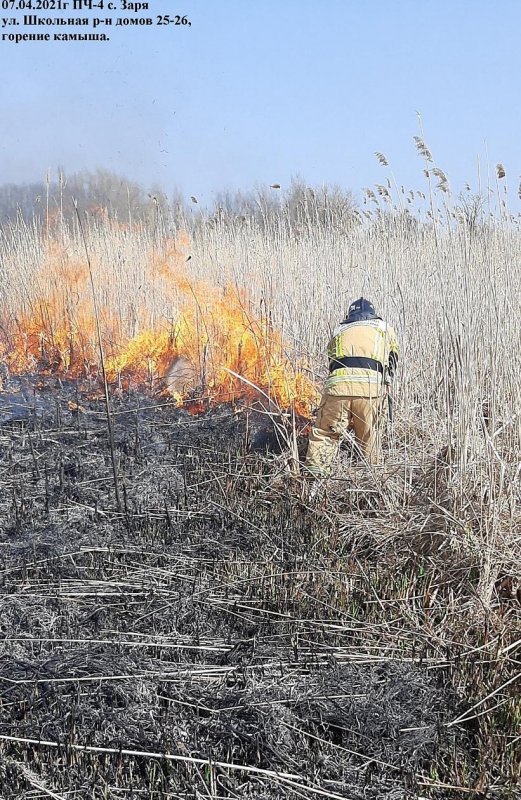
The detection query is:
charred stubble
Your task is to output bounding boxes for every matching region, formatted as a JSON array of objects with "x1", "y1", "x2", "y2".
[{"x1": 0, "y1": 377, "x2": 518, "y2": 798}]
